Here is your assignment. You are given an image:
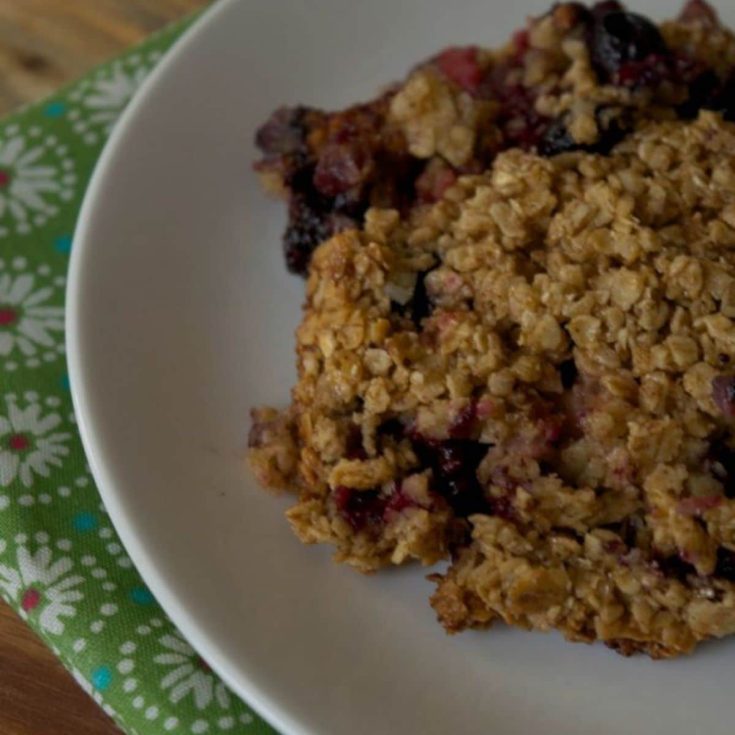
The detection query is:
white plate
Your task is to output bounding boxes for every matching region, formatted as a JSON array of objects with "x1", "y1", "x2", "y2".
[{"x1": 67, "y1": 1, "x2": 735, "y2": 733}]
